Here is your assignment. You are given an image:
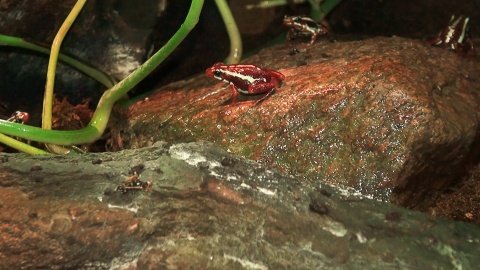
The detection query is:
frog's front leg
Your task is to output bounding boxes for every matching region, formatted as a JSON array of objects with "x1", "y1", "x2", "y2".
[
  {"x1": 229, "y1": 83, "x2": 241, "y2": 104},
  {"x1": 286, "y1": 29, "x2": 297, "y2": 44},
  {"x1": 309, "y1": 32, "x2": 319, "y2": 45},
  {"x1": 453, "y1": 39, "x2": 474, "y2": 55}
]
